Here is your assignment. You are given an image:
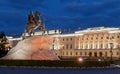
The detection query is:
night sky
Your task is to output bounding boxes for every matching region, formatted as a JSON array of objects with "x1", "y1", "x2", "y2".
[{"x1": 0, "y1": 0, "x2": 120, "y2": 35}]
